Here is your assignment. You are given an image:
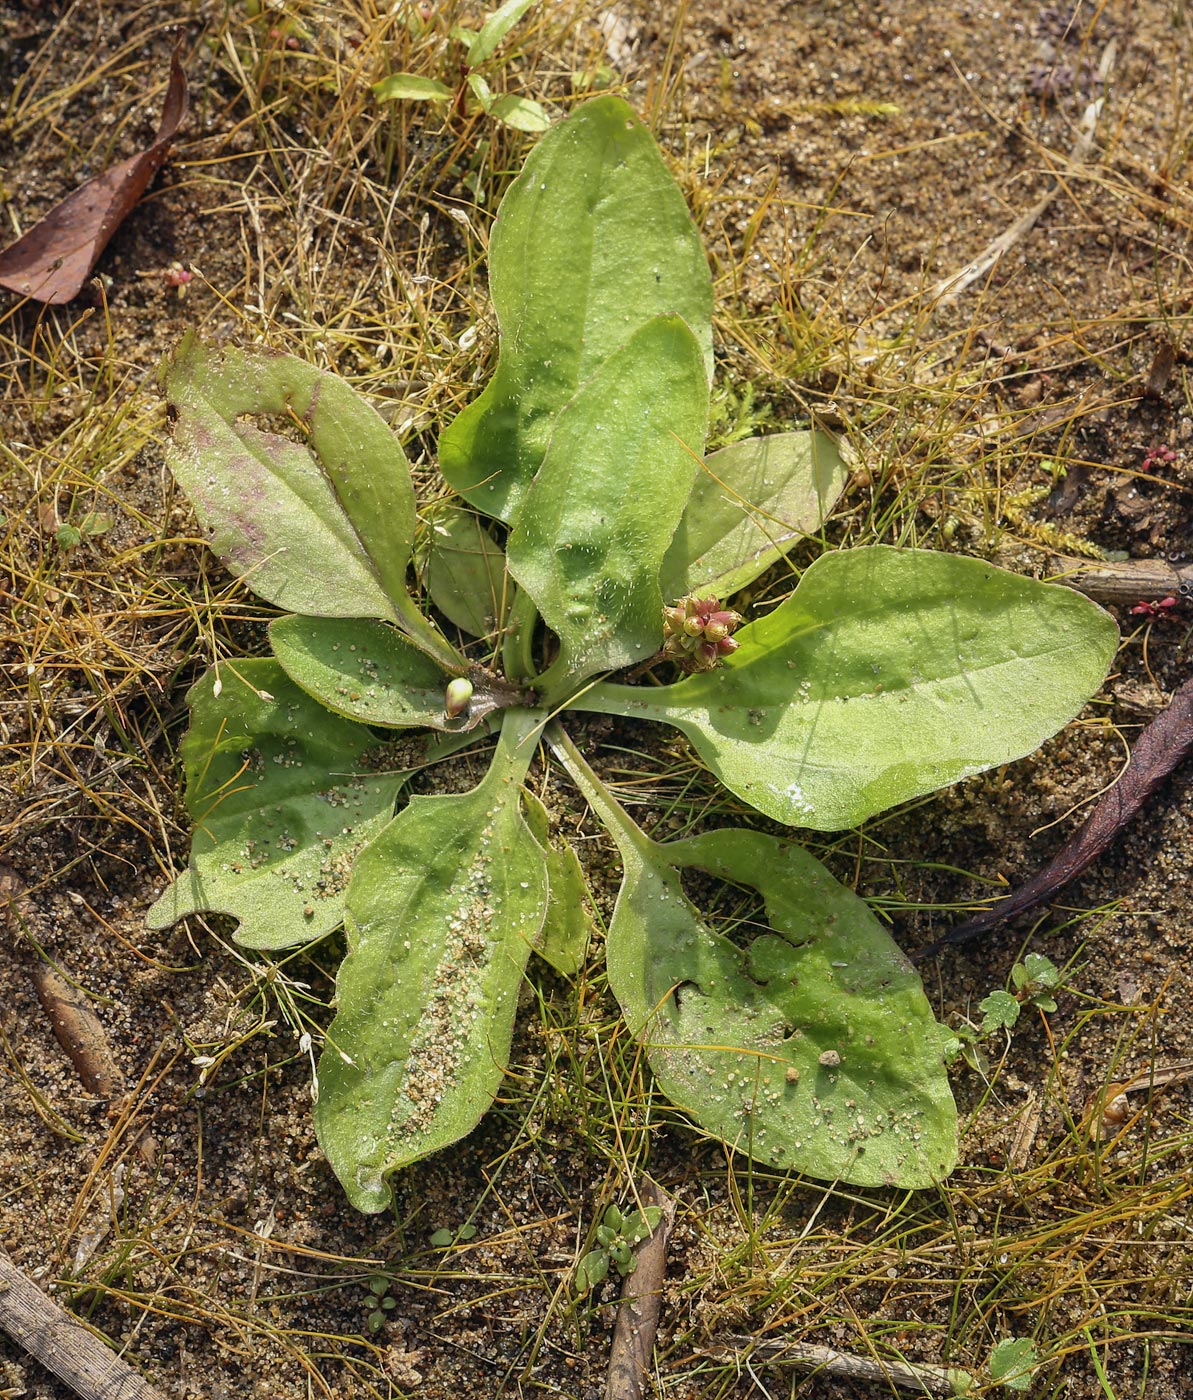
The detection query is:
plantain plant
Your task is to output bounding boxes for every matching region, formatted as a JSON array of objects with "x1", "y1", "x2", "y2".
[{"x1": 149, "y1": 96, "x2": 1117, "y2": 1212}]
